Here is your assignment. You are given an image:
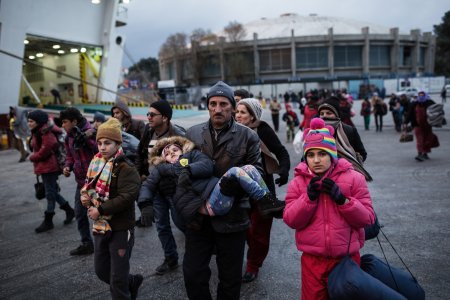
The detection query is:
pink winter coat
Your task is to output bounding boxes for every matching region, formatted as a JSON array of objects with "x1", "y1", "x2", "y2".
[
  {"x1": 29, "y1": 124, "x2": 62, "y2": 175},
  {"x1": 283, "y1": 159, "x2": 375, "y2": 258}
]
